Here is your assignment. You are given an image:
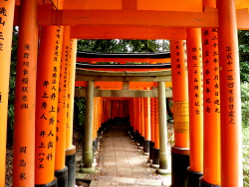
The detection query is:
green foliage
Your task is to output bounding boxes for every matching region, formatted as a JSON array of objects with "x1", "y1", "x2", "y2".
[
  {"x1": 5, "y1": 27, "x2": 18, "y2": 146},
  {"x1": 243, "y1": 125, "x2": 249, "y2": 186},
  {"x1": 239, "y1": 30, "x2": 249, "y2": 186},
  {"x1": 238, "y1": 30, "x2": 249, "y2": 83},
  {"x1": 77, "y1": 39, "x2": 169, "y2": 53},
  {"x1": 73, "y1": 97, "x2": 86, "y2": 126},
  {"x1": 241, "y1": 82, "x2": 249, "y2": 186},
  {"x1": 241, "y1": 82, "x2": 249, "y2": 127},
  {"x1": 8, "y1": 27, "x2": 18, "y2": 131}
]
